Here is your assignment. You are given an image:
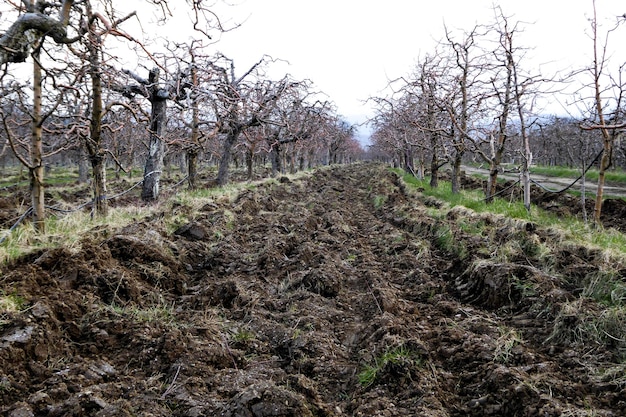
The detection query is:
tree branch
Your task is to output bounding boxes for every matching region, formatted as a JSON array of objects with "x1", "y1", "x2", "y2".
[{"x1": 0, "y1": 0, "x2": 76, "y2": 65}]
